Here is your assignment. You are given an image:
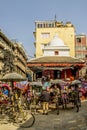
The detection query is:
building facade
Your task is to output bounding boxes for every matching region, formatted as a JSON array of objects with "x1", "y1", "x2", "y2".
[
  {"x1": 43, "y1": 34, "x2": 70, "y2": 56},
  {"x1": 75, "y1": 34, "x2": 87, "y2": 78},
  {"x1": 27, "y1": 32, "x2": 84, "y2": 81},
  {"x1": 0, "y1": 30, "x2": 28, "y2": 78},
  {"x1": 33, "y1": 20, "x2": 75, "y2": 58},
  {"x1": 13, "y1": 41, "x2": 28, "y2": 78},
  {"x1": 75, "y1": 34, "x2": 87, "y2": 60}
]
